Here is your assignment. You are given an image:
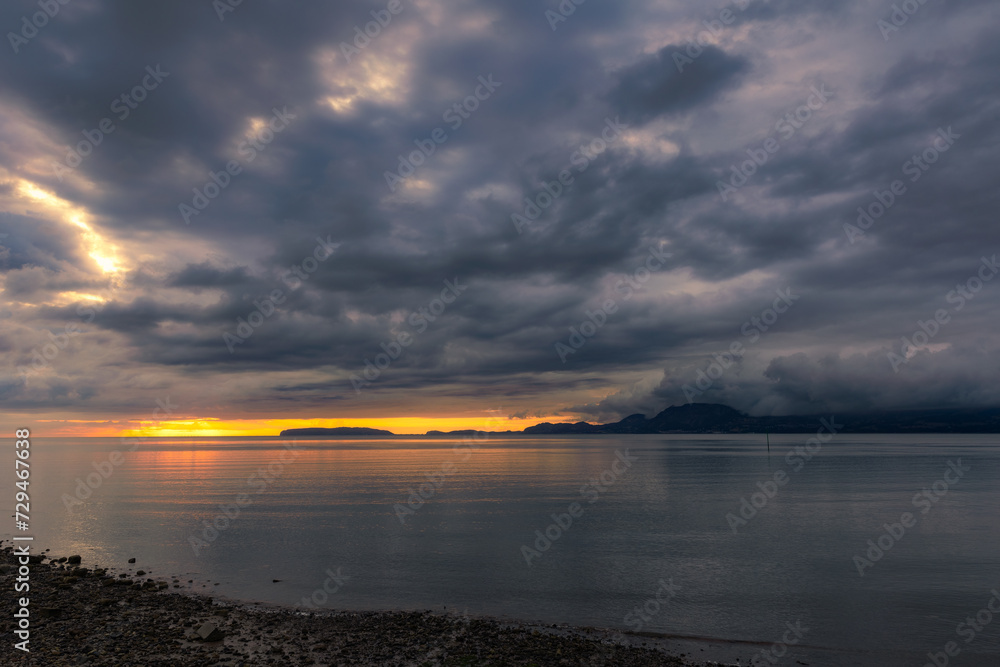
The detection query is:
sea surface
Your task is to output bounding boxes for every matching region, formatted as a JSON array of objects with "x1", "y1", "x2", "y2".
[{"x1": 4, "y1": 433, "x2": 999, "y2": 665}]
